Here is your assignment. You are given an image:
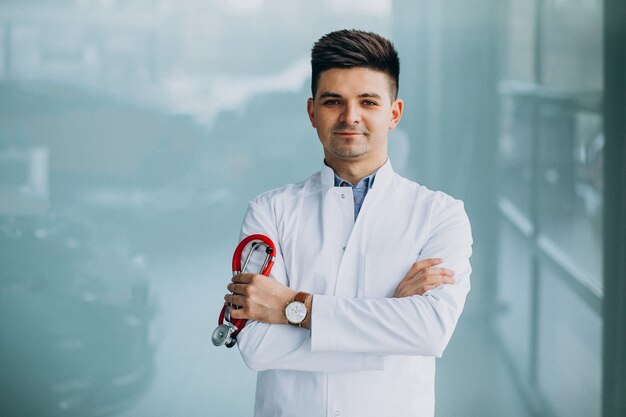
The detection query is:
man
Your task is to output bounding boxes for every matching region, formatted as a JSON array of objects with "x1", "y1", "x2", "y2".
[{"x1": 224, "y1": 29, "x2": 472, "y2": 417}]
